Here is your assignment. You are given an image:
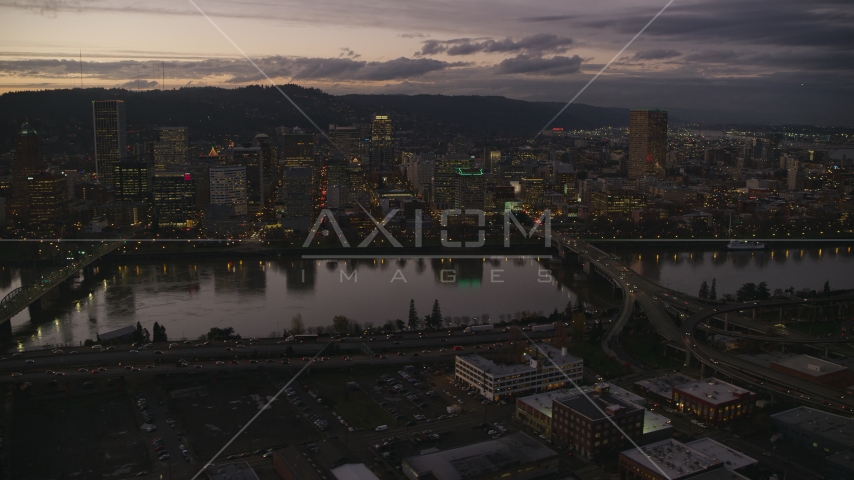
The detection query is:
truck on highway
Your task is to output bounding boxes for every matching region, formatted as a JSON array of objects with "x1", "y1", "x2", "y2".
[
  {"x1": 463, "y1": 325, "x2": 494, "y2": 333},
  {"x1": 531, "y1": 323, "x2": 556, "y2": 332}
]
